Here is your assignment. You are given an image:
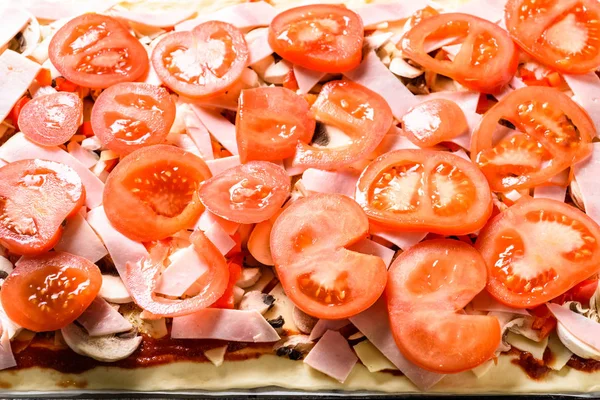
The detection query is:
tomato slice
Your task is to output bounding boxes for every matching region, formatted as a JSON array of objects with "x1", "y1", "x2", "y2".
[
  {"x1": 8, "y1": 96, "x2": 31, "y2": 131},
  {"x1": 0, "y1": 160, "x2": 85, "y2": 255},
  {"x1": 401, "y1": 99, "x2": 468, "y2": 147},
  {"x1": 471, "y1": 86, "x2": 594, "y2": 192},
  {"x1": 91, "y1": 83, "x2": 176, "y2": 156},
  {"x1": 236, "y1": 87, "x2": 315, "y2": 163},
  {"x1": 152, "y1": 21, "x2": 248, "y2": 99},
  {"x1": 210, "y1": 259, "x2": 242, "y2": 309},
  {"x1": 103, "y1": 145, "x2": 212, "y2": 242},
  {"x1": 268, "y1": 5, "x2": 364, "y2": 73},
  {"x1": 505, "y1": 0, "x2": 600, "y2": 74},
  {"x1": 356, "y1": 150, "x2": 492, "y2": 235},
  {"x1": 292, "y1": 80, "x2": 393, "y2": 169},
  {"x1": 49, "y1": 14, "x2": 148, "y2": 89},
  {"x1": 401, "y1": 13, "x2": 518, "y2": 94},
  {"x1": 477, "y1": 198, "x2": 600, "y2": 308},
  {"x1": 18, "y1": 92, "x2": 83, "y2": 147},
  {"x1": 270, "y1": 193, "x2": 387, "y2": 319},
  {"x1": 199, "y1": 161, "x2": 290, "y2": 224},
  {"x1": 387, "y1": 239, "x2": 501, "y2": 373},
  {"x1": 1, "y1": 252, "x2": 102, "y2": 332}
]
